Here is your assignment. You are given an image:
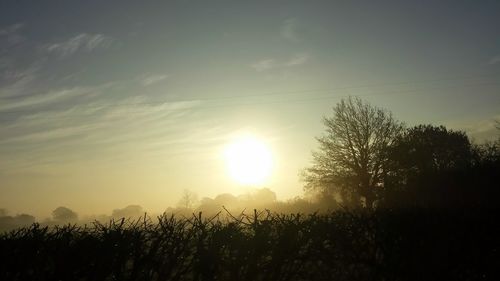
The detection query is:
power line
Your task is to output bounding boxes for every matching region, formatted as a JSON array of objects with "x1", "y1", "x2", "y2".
[
  {"x1": 0, "y1": 73, "x2": 498, "y2": 115},
  {"x1": 1, "y1": 80, "x2": 498, "y2": 122}
]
